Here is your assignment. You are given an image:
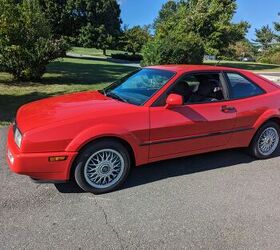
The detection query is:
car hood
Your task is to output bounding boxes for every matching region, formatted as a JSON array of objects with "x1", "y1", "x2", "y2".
[{"x1": 16, "y1": 91, "x2": 130, "y2": 132}]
